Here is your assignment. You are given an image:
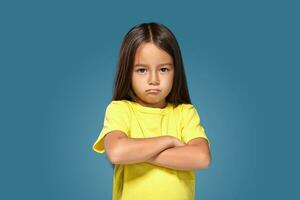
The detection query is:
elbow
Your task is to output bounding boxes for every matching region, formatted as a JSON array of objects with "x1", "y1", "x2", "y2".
[
  {"x1": 107, "y1": 153, "x2": 119, "y2": 164},
  {"x1": 106, "y1": 147, "x2": 122, "y2": 164},
  {"x1": 196, "y1": 154, "x2": 211, "y2": 169},
  {"x1": 204, "y1": 155, "x2": 211, "y2": 168},
  {"x1": 104, "y1": 137, "x2": 124, "y2": 164}
]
